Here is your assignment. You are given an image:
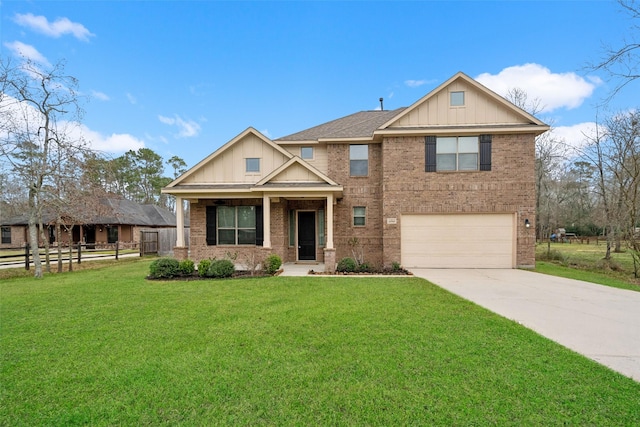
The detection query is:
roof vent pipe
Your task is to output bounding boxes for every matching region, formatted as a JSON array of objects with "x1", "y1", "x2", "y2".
[{"x1": 379, "y1": 97, "x2": 384, "y2": 111}]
